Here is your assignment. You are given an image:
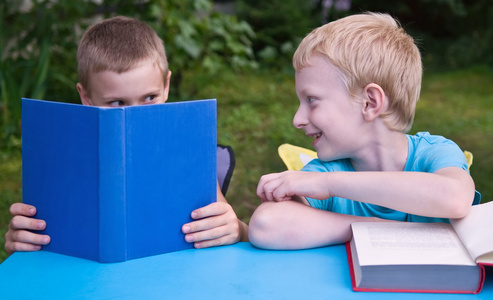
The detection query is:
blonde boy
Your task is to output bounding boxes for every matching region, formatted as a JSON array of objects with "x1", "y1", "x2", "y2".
[
  {"x1": 249, "y1": 12, "x2": 476, "y2": 250},
  {"x1": 5, "y1": 16, "x2": 248, "y2": 254}
]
